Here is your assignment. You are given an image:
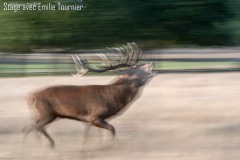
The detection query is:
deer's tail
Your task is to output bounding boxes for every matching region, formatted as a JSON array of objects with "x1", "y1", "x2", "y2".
[
  {"x1": 27, "y1": 93, "x2": 37, "y2": 107},
  {"x1": 23, "y1": 93, "x2": 38, "y2": 134},
  {"x1": 26, "y1": 92, "x2": 42, "y2": 120}
]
